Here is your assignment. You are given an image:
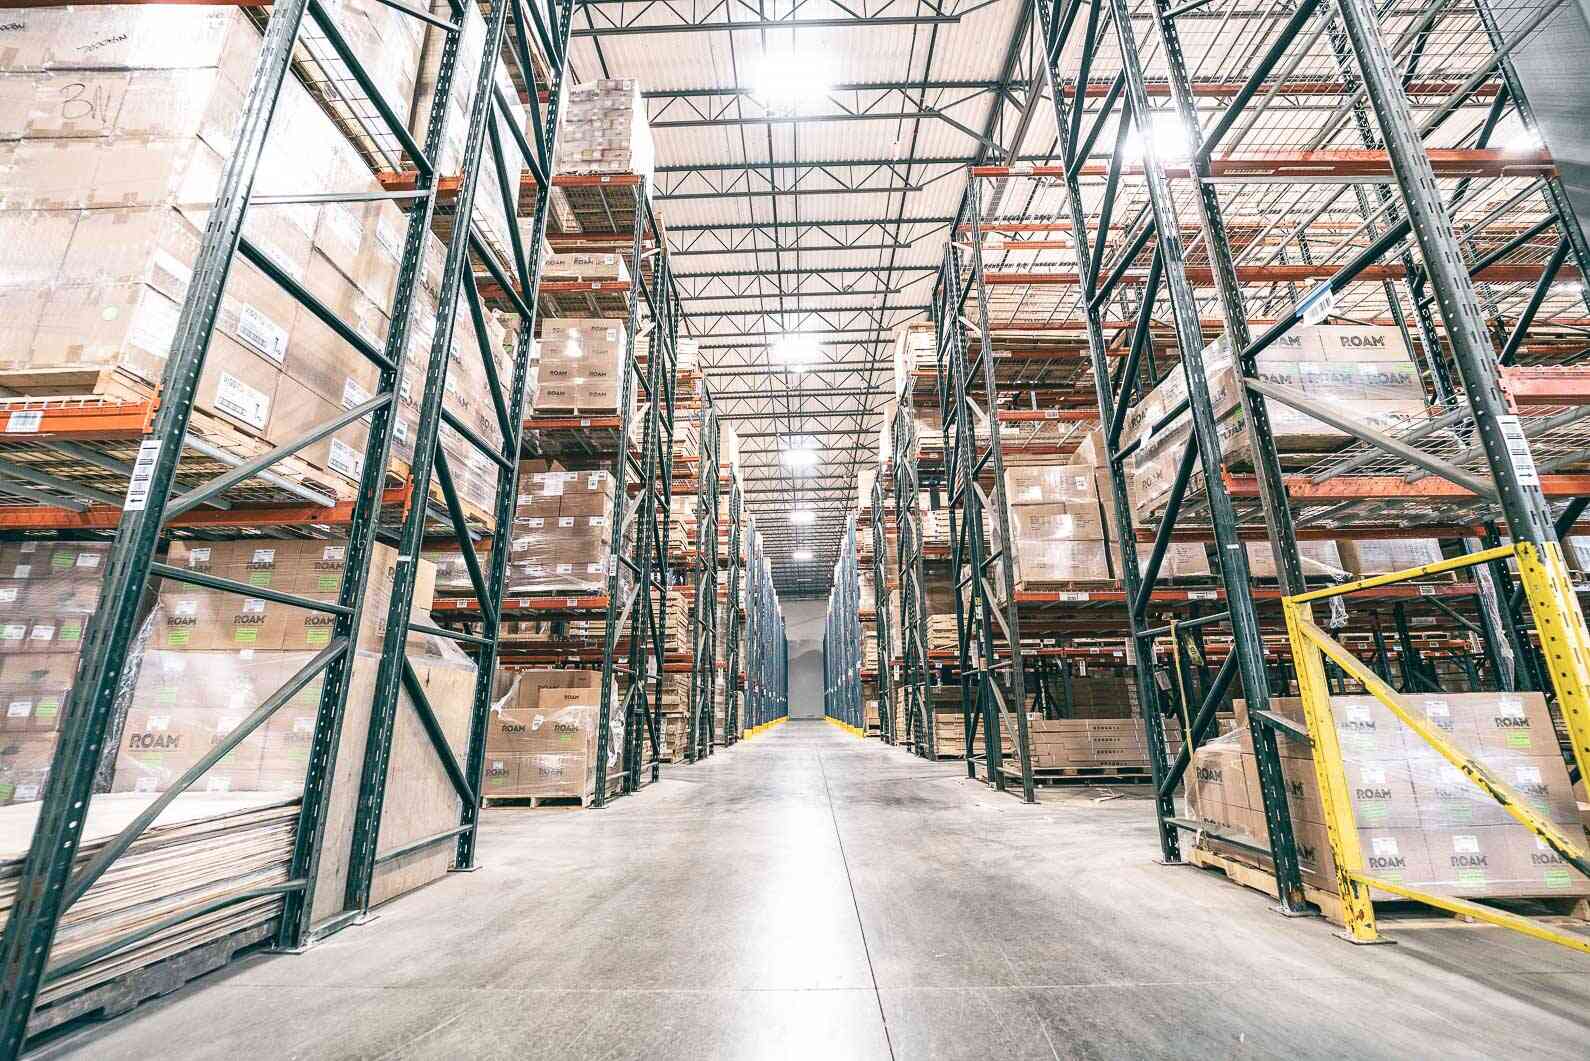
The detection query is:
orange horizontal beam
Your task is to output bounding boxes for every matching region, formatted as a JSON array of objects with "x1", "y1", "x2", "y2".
[
  {"x1": 1224, "y1": 472, "x2": 1590, "y2": 500},
  {"x1": 0, "y1": 485, "x2": 411, "y2": 531},
  {"x1": 1500, "y1": 366, "x2": 1590, "y2": 408},
  {"x1": 0, "y1": 400, "x2": 156, "y2": 441}
]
